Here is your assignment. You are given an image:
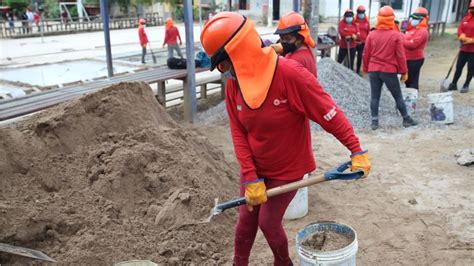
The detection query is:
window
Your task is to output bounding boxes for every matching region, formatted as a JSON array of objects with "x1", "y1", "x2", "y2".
[
  {"x1": 390, "y1": 0, "x2": 404, "y2": 10},
  {"x1": 452, "y1": 0, "x2": 457, "y2": 13}
]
